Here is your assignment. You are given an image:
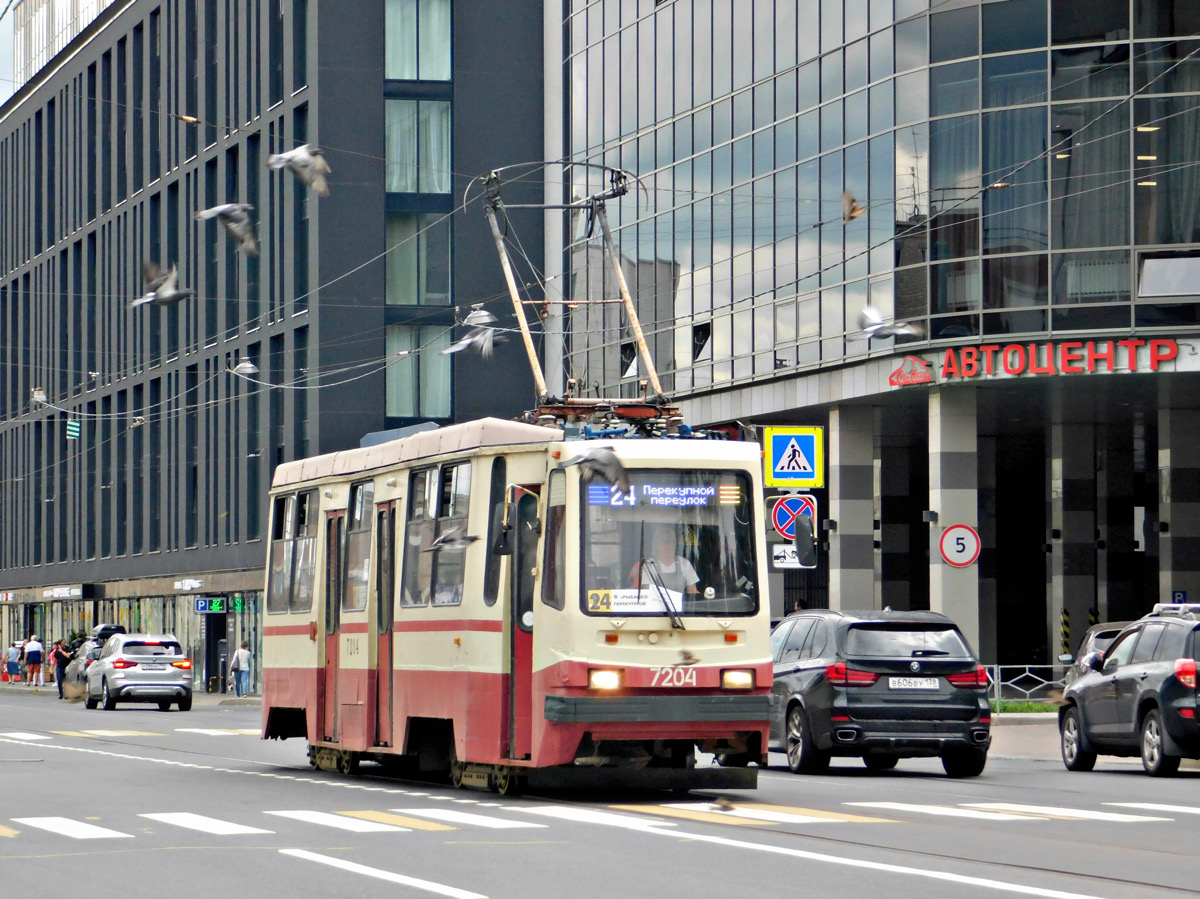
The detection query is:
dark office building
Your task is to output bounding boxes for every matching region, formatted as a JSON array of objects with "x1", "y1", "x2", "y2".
[
  {"x1": 557, "y1": 0, "x2": 1200, "y2": 663},
  {"x1": 0, "y1": 0, "x2": 542, "y2": 684}
]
